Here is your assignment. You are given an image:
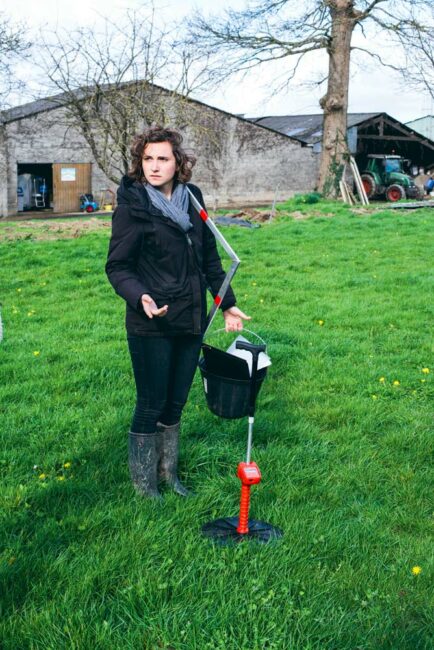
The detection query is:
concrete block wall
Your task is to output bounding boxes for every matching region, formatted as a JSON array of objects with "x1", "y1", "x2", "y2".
[
  {"x1": 1, "y1": 94, "x2": 319, "y2": 217},
  {"x1": 167, "y1": 97, "x2": 319, "y2": 208},
  {"x1": 0, "y1": 126, "x2": 8, "y2": 217},
  {"x1": 2, "y1": 108, "x2": 110, "y2": 215}
]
